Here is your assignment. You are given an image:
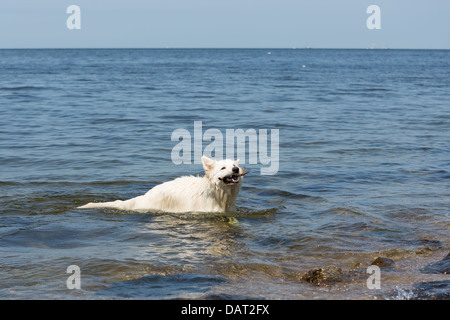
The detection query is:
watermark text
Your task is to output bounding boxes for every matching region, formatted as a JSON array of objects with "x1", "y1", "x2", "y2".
[{"x1": 171, "y1": 121, "x2": 279, "y2": 175}]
